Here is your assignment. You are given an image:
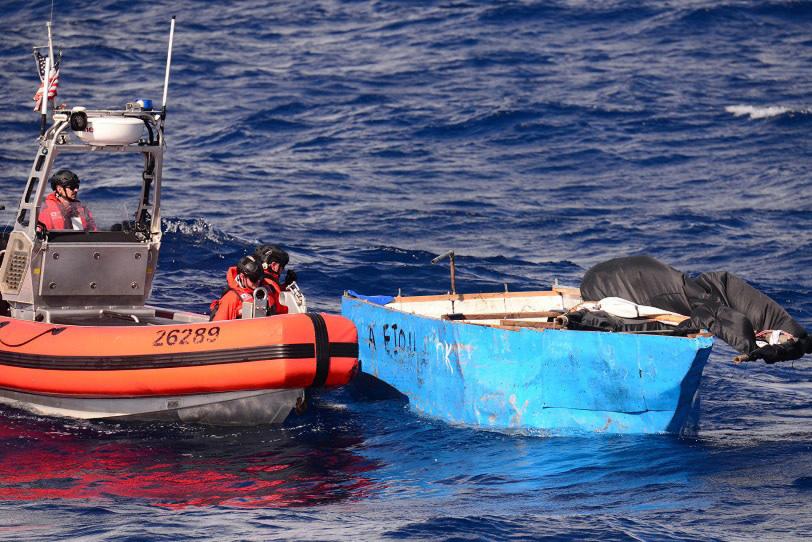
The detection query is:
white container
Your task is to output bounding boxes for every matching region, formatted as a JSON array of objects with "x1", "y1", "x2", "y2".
[{"x1": 76, "y1": 117, "x2": 144, "y2": 145}]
